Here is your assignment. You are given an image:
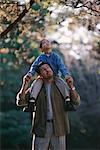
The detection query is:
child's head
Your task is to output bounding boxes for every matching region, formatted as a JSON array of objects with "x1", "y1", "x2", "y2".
[{"x1": 39, "y1": 39, "x2": 52, "y2": 53}]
